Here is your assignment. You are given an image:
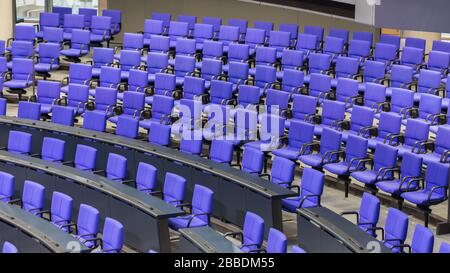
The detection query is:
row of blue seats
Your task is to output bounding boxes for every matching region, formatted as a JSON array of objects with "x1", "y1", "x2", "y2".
[{"x1": 0, "y1": 130, "x2": 303, "y2": 253}]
